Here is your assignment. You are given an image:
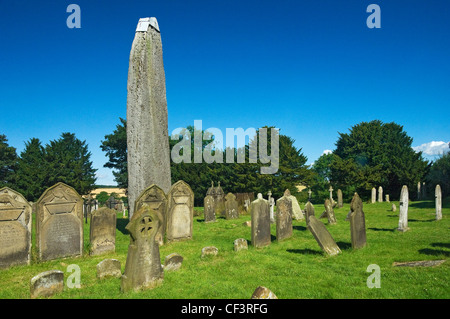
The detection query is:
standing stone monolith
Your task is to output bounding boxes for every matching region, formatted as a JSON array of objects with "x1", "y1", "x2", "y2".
[
  {"x1": 435, "y1": 184, "x2": 442, "y2": 221},
  {"x1": 0, "y1": 187, "x2": 32, "y2": 269},
  {"x1": 250, "y1": 193, "x2": 271, "y2": 248},
  {"x1": 121, "y1": 205, "x2": 164, "y2": 292},
  {"x1": 225, "y1": 193, "x2": 239, "y2": 220},
  {"x1": 166, "y1": 181, "x2": 194, "y2": 242},
  {"x1": 371, "y1": 187, "x2": 376, "y2": 203},
  {"x1": 397, "y1": 185, "x2": 409, "y2": 232},
  {"x1": 275, "y1": 195, "x2": 293, "y2": 241},
  {"x1": 378, "y1": 186, "x2": 383, "y2": 202},
  {"x1": 324, "y1": 199, "x2": 337, "y2": 225},
  {"x1": 36, "y1": 182, "x2": 83, "y2": 261},
  {"x1": 127, "y1": 17, "x2": 171, "y2": 219},
  {"x1": 203, "y1": 195, "x2": 216, "y2": 223},
  {"x1": 89, "y1": 207, "x2": 117, "y2": 256},
  {"x1": 337, "y1": 189, "x2": 343, "y2": 208},
  {"x1": 349, "y1": 193, "x2": 366, "y2": 249},
  {"x1": 135, "y1": 184, "x2": 168, "y2": 245}
]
